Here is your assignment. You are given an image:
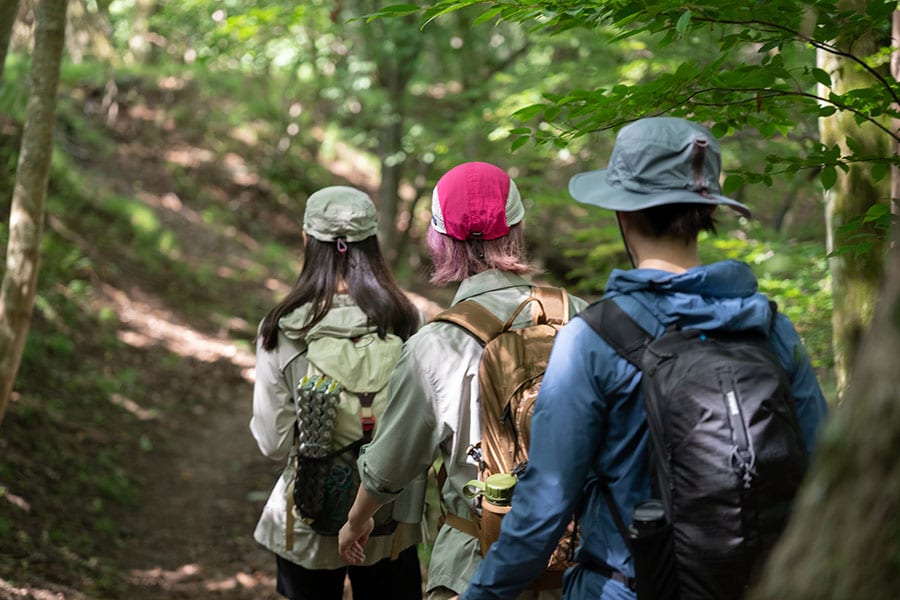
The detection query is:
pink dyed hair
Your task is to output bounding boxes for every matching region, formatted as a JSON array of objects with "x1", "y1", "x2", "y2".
[{"x1": 427, "y1": 223, "x2": 533, "y2": 286}]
